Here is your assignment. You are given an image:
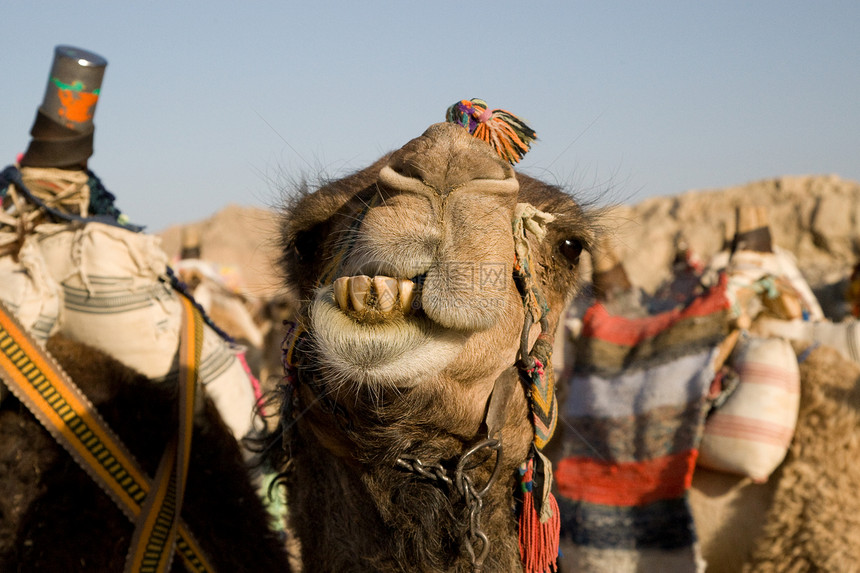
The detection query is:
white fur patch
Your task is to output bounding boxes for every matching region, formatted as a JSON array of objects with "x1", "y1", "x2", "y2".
[{"x1": 309, "y1": 287, "x2": 466, "y2": 388}]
